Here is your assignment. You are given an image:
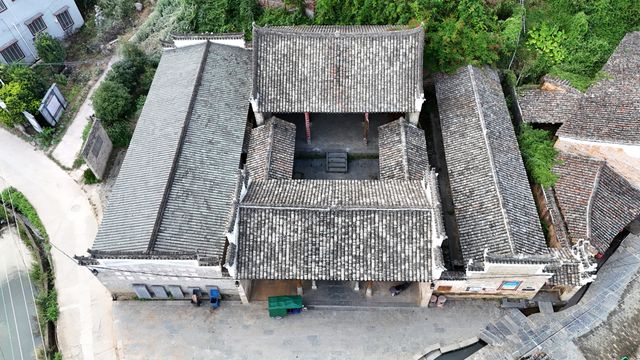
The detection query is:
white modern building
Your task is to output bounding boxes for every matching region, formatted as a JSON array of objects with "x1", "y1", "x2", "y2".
[{"x1": 0, "y1": 0, "x2": 84, "y2": 64}]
